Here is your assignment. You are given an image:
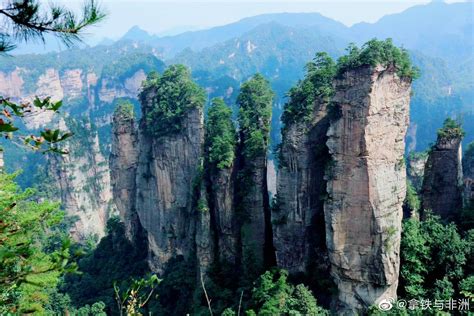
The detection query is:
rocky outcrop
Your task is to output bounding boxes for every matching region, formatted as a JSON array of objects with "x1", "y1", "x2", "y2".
[
  {"x1": 195, "y1": 183, "x2": 214, "y2": 277},
  {"x1": 273, "y1": 101, "x2": 330, "y2": 273},
  {"x1": 61, "y1": 69, "x2": 84, "y2": 100},
  {"x1": 207, "y1": 166, "x2": 238, "y2": 265},
  {"x1": 98, "y1": 70, "x2": 146, "y2": 103},
  {"x1": 422, "y1": 134, "x2": 463, "y2": 221},
  {"x1": 324, "y1": 65, "x2": 411, "y2": 313},
  {"x1": 0, "y1": 69, "x2": 24, "y2": 98},
  {"x1": 135, "y1": 93, "x2": 204, "y2": 273},
  {"x1": 407, "y1": 152, "x2": 428, "y2": 191},
  {"x1": 49, "y1": 118, "x2": 115, "y2": 241},
  {"x1": 462, "y1": 144, "x2": 474, "y2": 204},
  {"x1": 238, "y1": 152, "x2": 273, "y2": 274},
  {"x1": 110, "y1": 106, "x2": 140, "y2": 240}
]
